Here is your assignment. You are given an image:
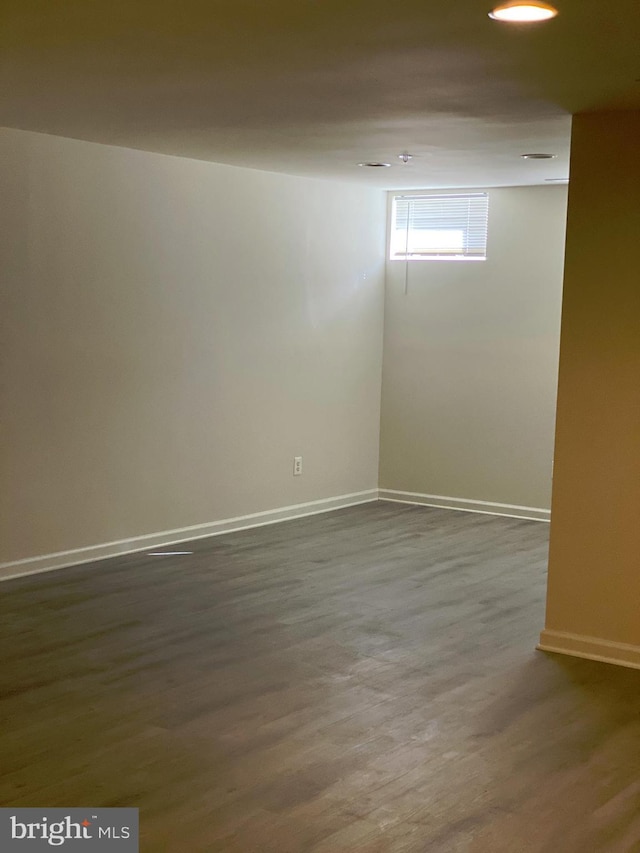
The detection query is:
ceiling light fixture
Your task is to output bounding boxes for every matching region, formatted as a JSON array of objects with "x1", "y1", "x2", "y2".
[
  {"x1": 521, "y1": 153, "x2": 556, "y2": 159},
  {"x1": 489, "y1": 1, "x2": 558, "y2": 22},
  {"x1": 358, "y1": 162, "x2": 391, "y2": 168}
]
